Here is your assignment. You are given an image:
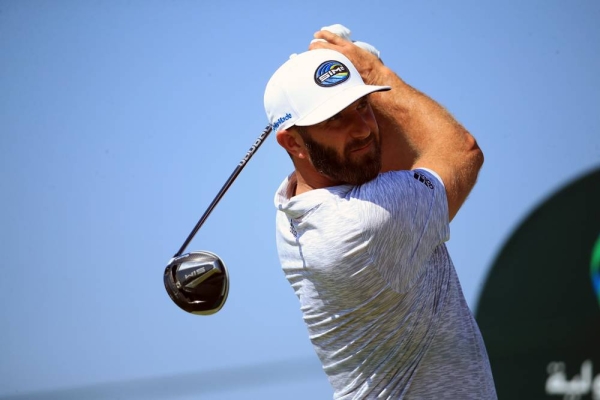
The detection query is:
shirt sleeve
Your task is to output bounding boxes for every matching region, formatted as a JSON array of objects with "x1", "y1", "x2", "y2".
[{"x1": 351, "y1": 169, "x2": 450, "y2": 292}]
